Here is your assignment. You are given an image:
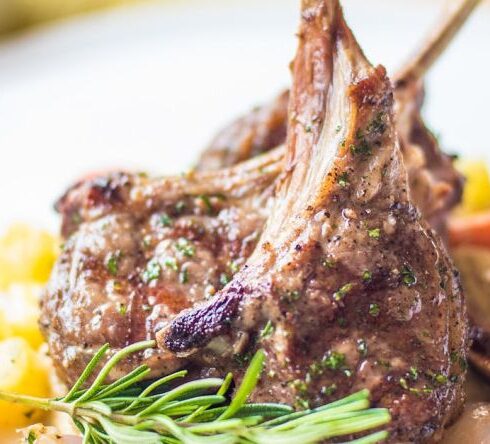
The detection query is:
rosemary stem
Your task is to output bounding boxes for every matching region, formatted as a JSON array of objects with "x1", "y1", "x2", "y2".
[
  {"x1": 0, "y1": 342, "x2": 392, "y2": 443},
  {"x1": 76, "y1": 409, "x2": 139, "y2": 426},
  {"x1": 0, "y1": 391, "x2": 72, "y2": 414},
  {"x1": 75, "y1": 339, "x2": 156, "y2": 405}
]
